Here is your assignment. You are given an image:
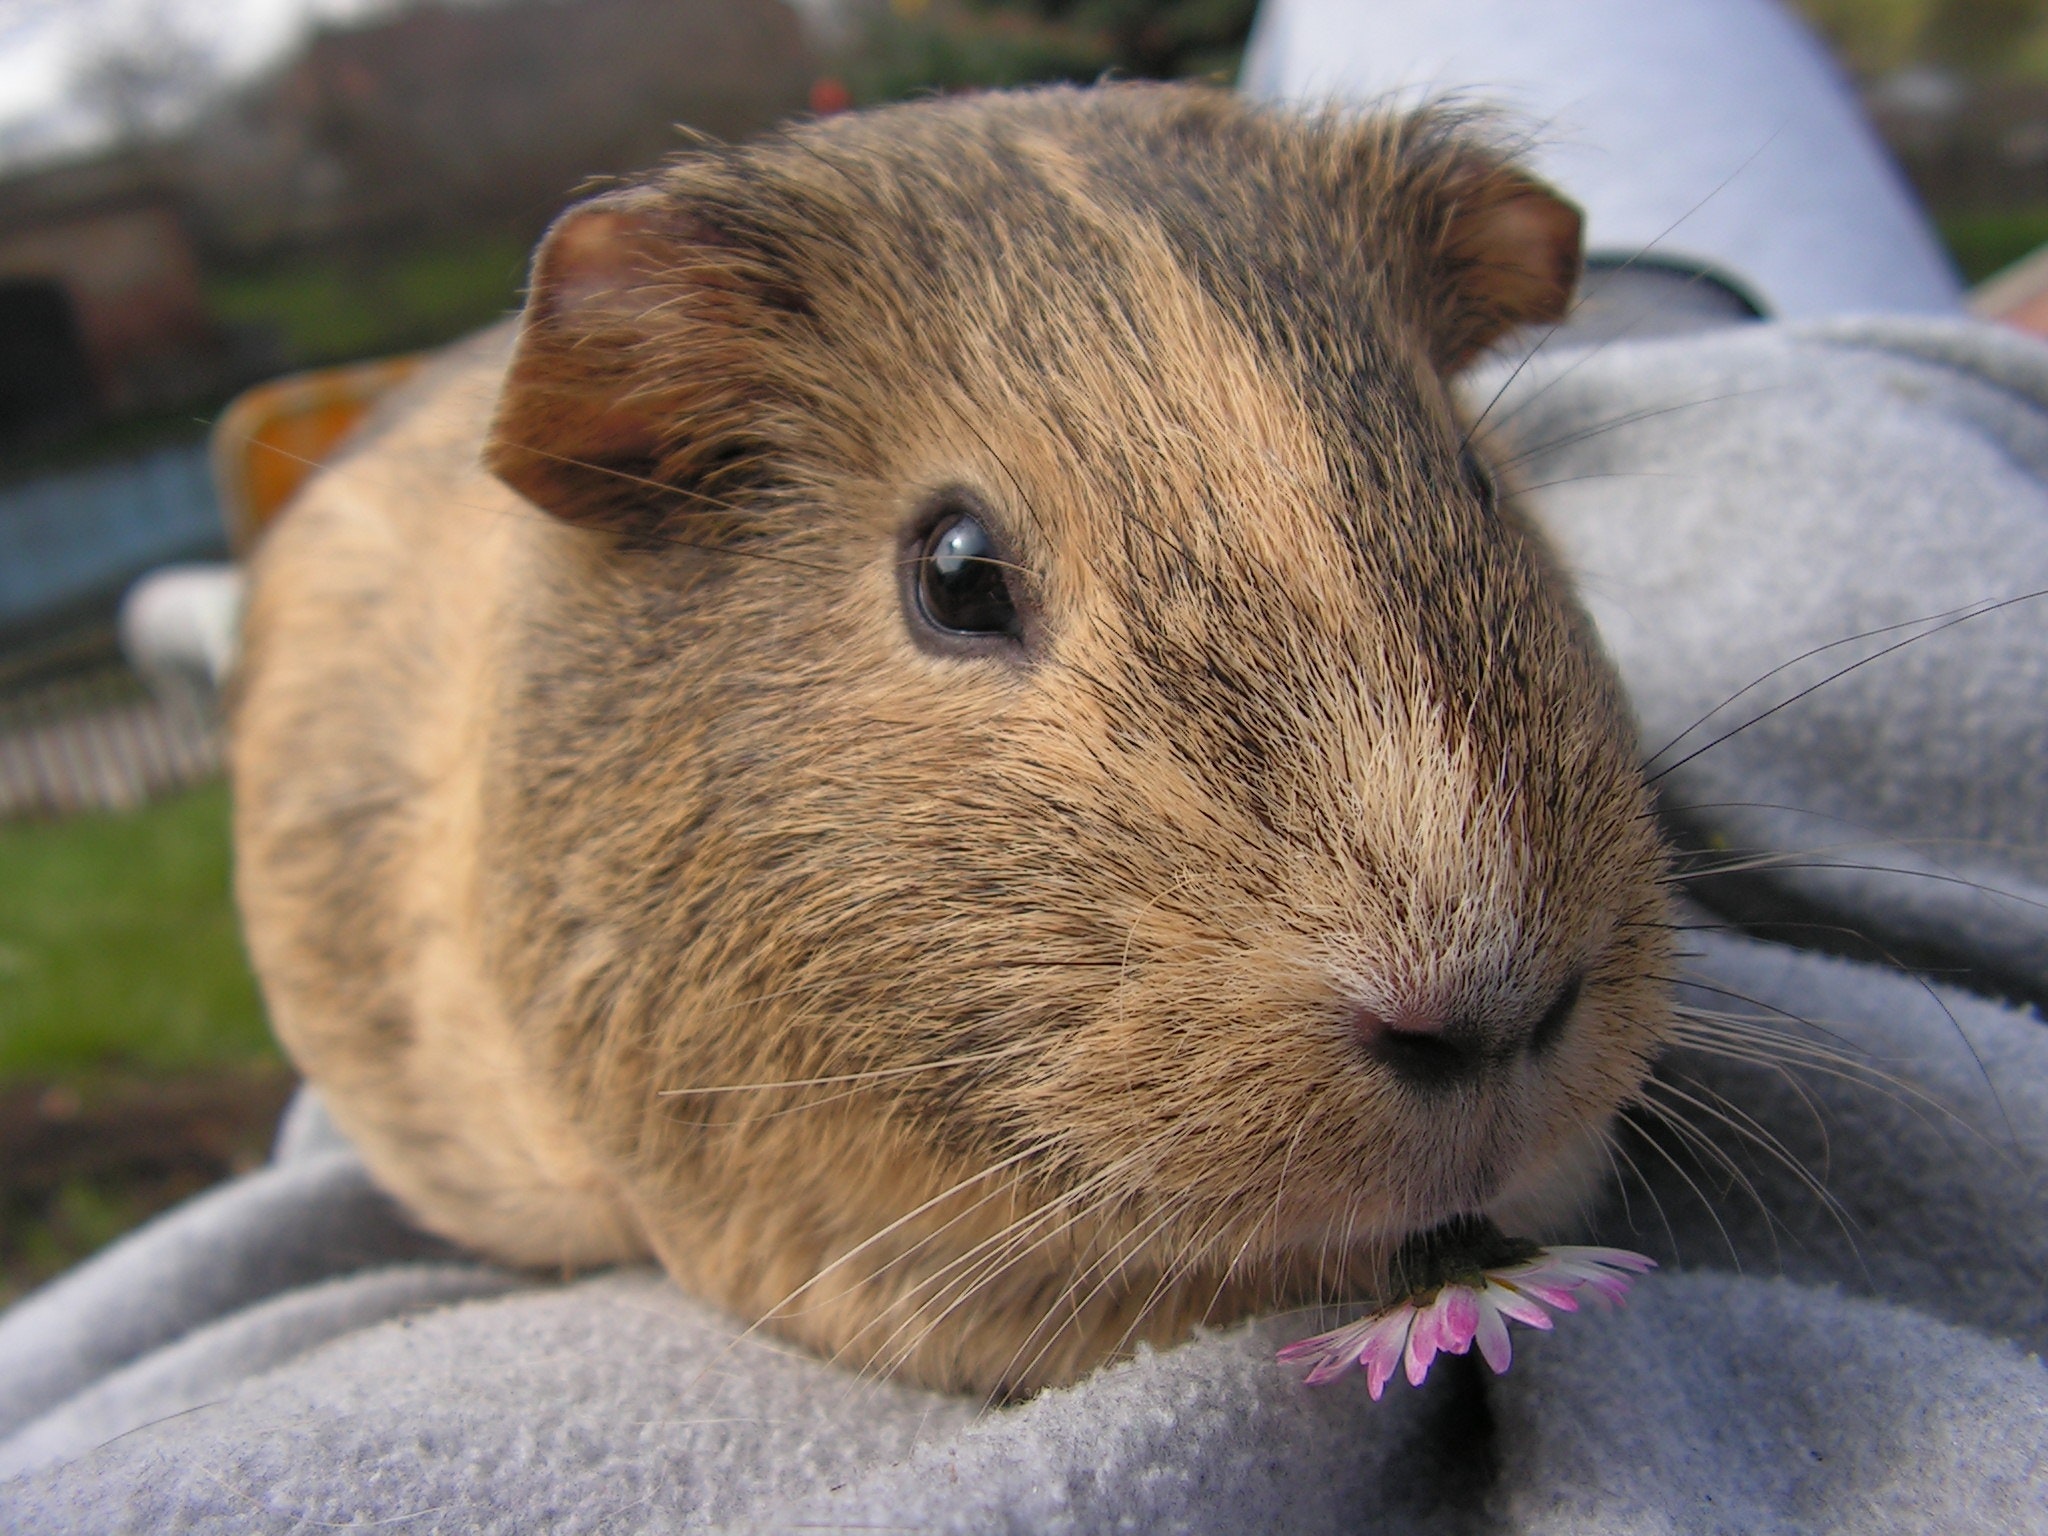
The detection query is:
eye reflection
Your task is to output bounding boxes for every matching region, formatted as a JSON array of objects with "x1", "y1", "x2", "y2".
[{"x1": 917, "y1": 509, "x2": 1021, "y2": 638}]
